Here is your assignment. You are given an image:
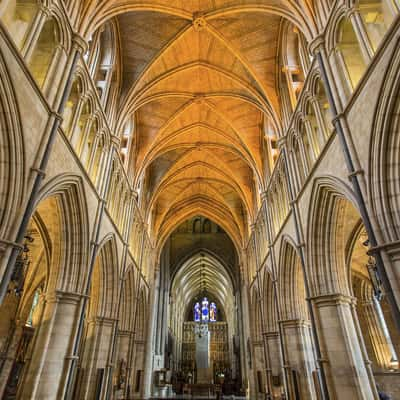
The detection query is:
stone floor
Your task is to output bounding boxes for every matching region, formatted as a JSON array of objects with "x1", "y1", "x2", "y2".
[{"x1": 150, "y1": 396, "x2": 246, "y2": 399}]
